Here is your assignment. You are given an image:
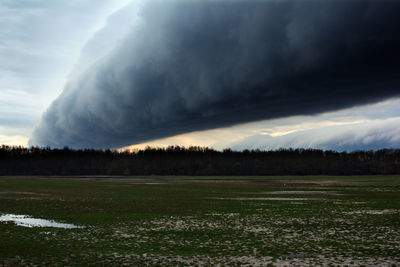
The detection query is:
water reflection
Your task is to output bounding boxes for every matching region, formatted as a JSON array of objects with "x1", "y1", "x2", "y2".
[{"x1": 0, "y1": 214, "x2": 84, "y2": 228}]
